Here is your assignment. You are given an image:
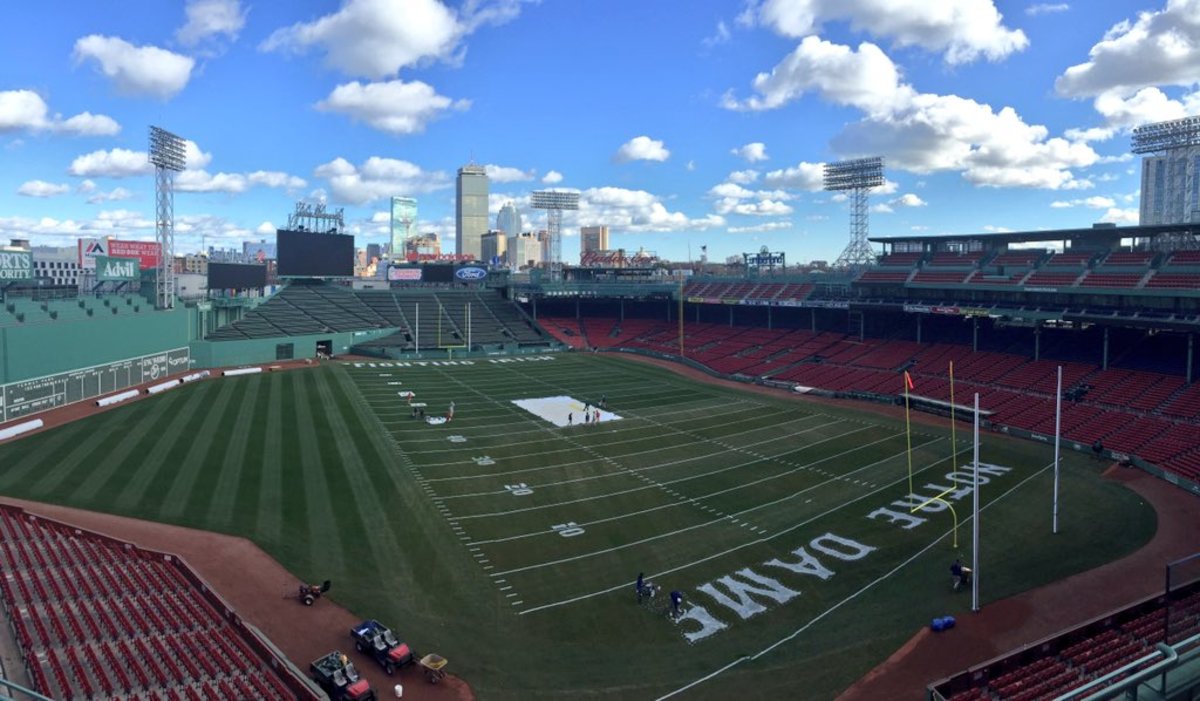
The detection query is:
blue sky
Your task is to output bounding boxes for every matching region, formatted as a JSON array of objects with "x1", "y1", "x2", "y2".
[{"x1": 2, "y1": 0, "x2": 1199, "y2": 263}]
